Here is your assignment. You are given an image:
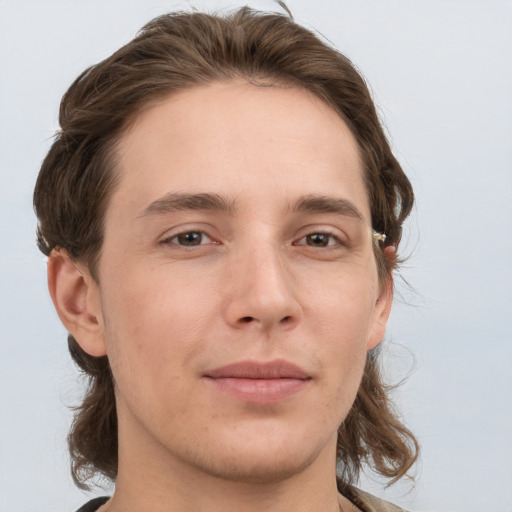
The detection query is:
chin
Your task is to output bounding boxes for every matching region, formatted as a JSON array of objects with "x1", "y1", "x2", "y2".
[
  {"x1": 193, "y1": 448, "x2": 319, "y2": 485},
  {"x1": 176, "y1": 427, "x2": 329, "y2": 485}
]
